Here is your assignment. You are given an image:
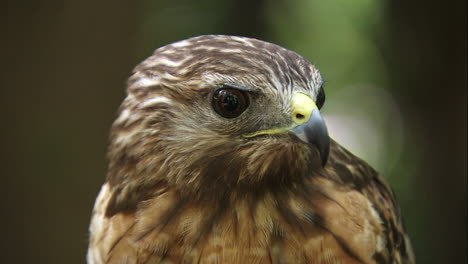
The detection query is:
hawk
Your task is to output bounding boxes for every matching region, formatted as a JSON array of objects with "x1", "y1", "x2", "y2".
[{"x1": 87, "y1": 35, "x2": 414, "y2": 264}]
